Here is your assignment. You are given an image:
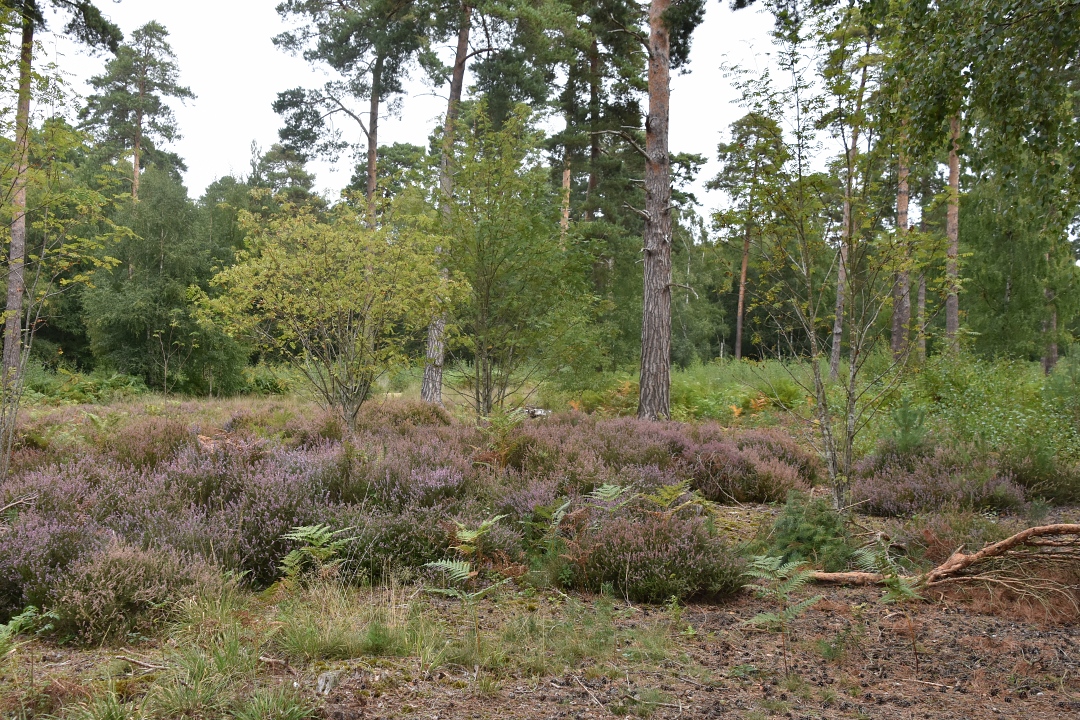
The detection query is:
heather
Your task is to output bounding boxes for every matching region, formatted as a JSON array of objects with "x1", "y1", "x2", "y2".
[{"x1": 1, "y1": 399, "x2": 823, "y2": 629}]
